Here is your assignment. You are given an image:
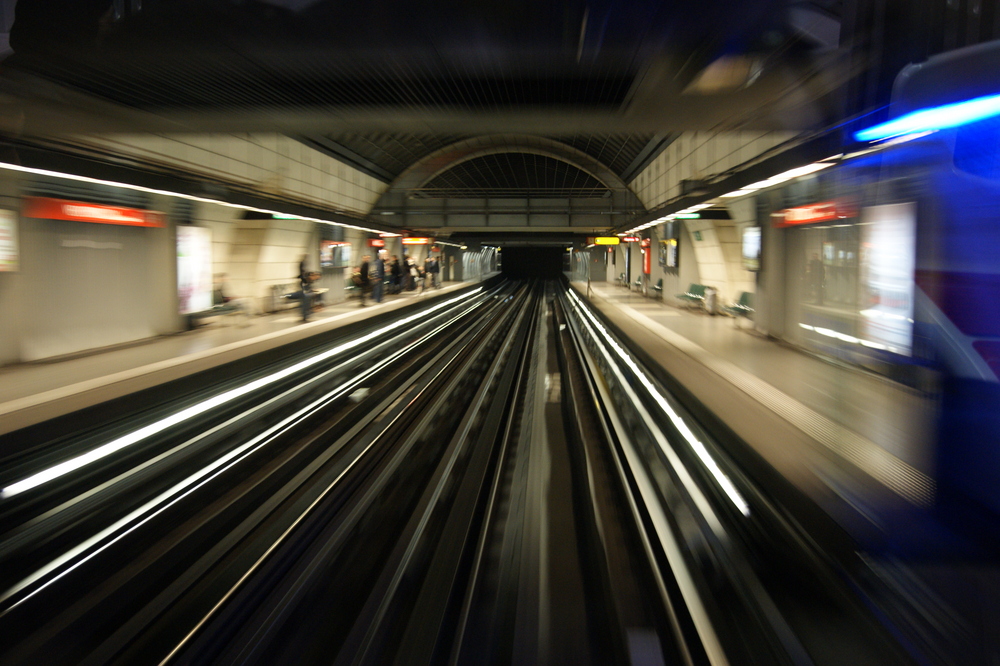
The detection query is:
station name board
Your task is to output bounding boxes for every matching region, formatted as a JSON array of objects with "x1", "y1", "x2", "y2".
[
  {"x1": 772, "y1": 201, "x2": 855, "y2": 227},
  {"x1": 587, "y1": 236, "x2": 620, "y2": 245},
  {"x1": 23, "y1": 197, "x2": 165, "y2": 228}
]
